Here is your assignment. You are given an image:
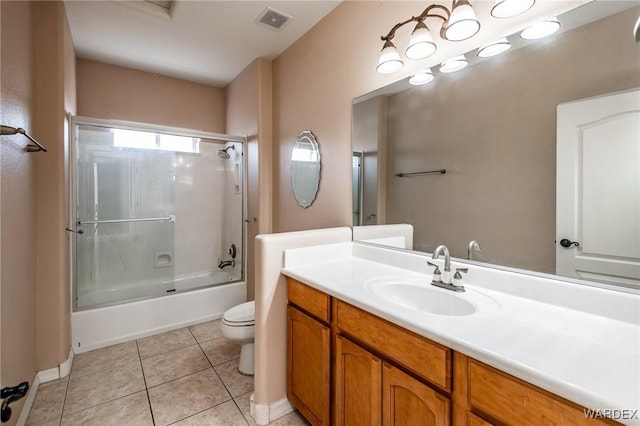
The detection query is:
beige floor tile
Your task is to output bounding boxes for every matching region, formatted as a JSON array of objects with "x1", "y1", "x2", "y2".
[
  {"x1": 172, "y1": 400, "x2": 248, "y2": 425},
  {"x1": 200, "y1": 337, "x2": 240, "y2": 366},
  {"x1": 188, "y1": 319, "x2": 223, "y2": 343},
  {"x1": 137, "y1": 328, "x2": 197, "y2": 359},
  {"x1": 26, "y1": 377, "x2": 68, "y2": 425},
  {"x1": 234, "y1": 392, "x2": 258, "y2": 426},
  {"x1": 60, "y1": 390, "x2": 152, "y2": 426},
  {"x1": 148, "y1": 369, "x2": 231, "y2": 426},
  {"x1": 215, "y1": 359, "x2": 253, "y2": 397},
  {"x1": 142, "y1": 345, "x2": 211, "y2": 387},
  {"x1": 71, "y1": 341, "x2": 139, "y2": 378},
  {"x1": 27, "y1": 418, "x2": 60, "y2": 426},
  {"x1": 234, "y1": 393, "x2": 309, "y2": 426},
  {"x1": 269, "y1": 411, "x2": 310, "y2": 426},
  {"x1": 63, "y1": 361, "x2": 146, "y2": 416}
]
